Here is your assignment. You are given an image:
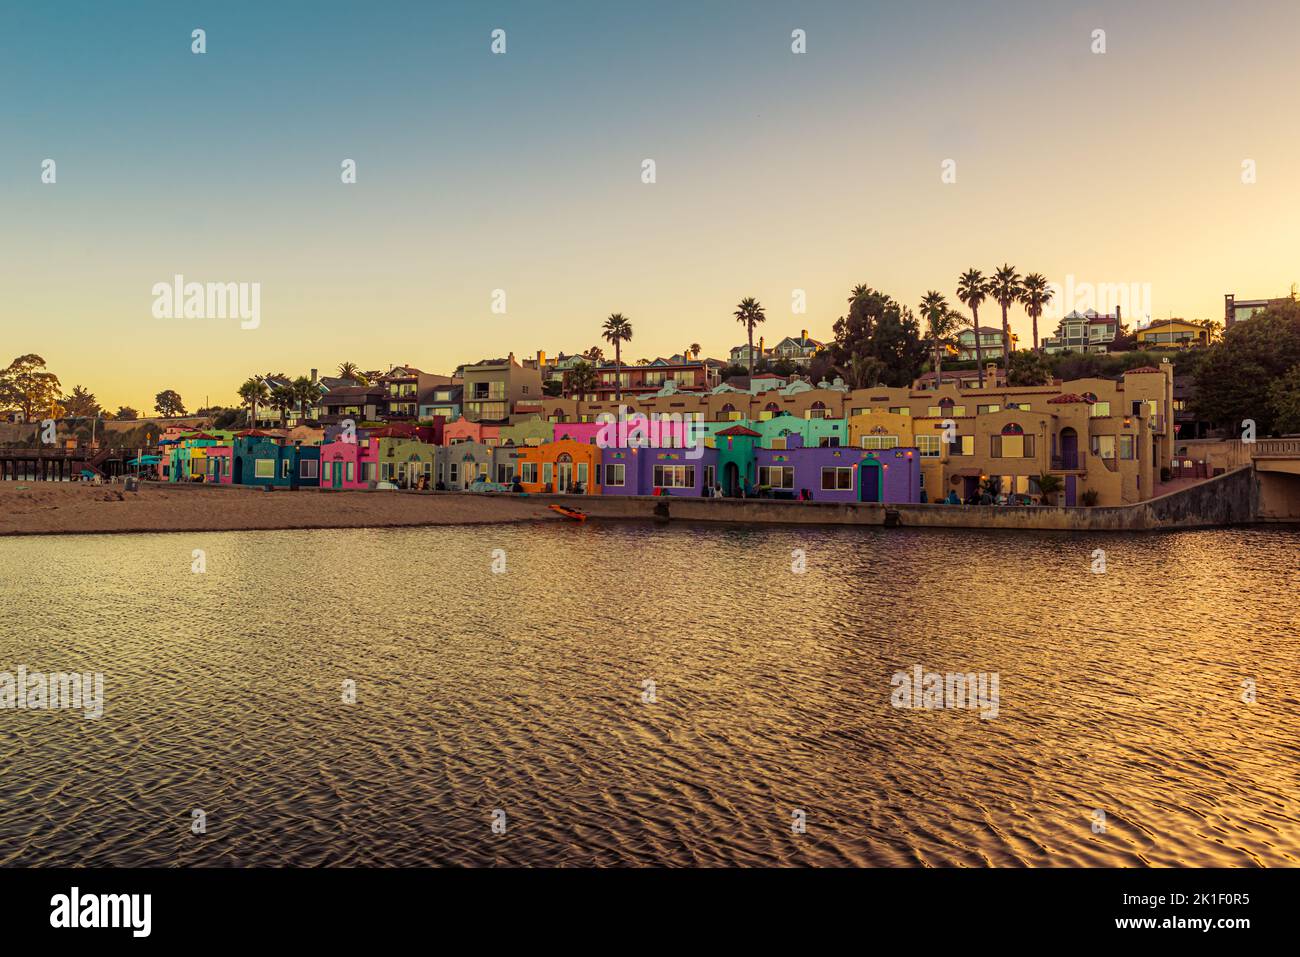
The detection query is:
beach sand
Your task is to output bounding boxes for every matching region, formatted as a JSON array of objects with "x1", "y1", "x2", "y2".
[{"x1": 0, "y1": 481, "x2": 554, "y2": 536}]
